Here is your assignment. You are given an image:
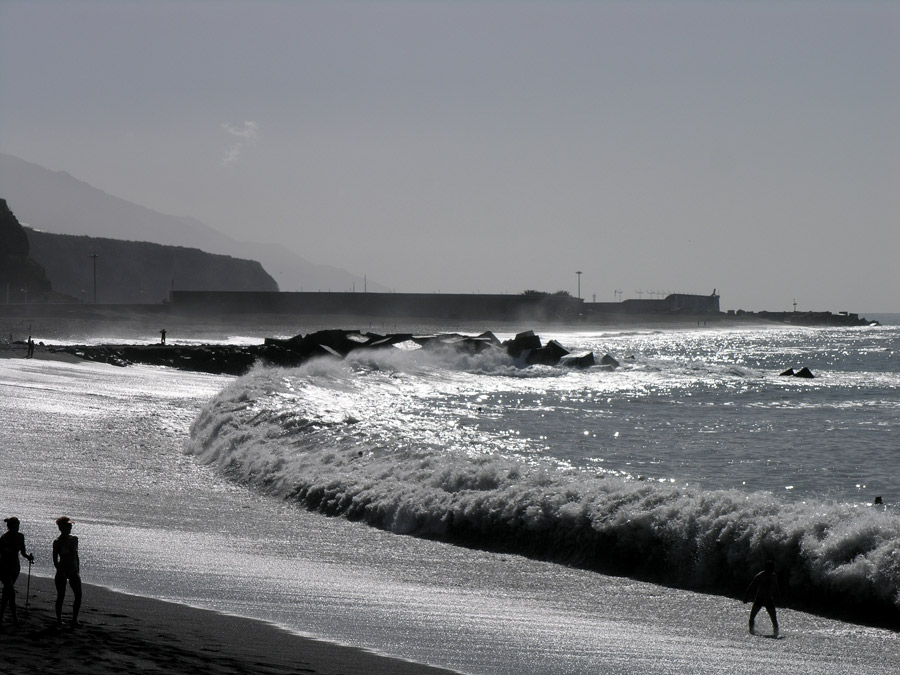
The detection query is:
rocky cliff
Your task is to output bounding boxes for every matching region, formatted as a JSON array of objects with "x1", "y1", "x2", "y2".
[
  {"x1": 1, "y1": 153, "x2": 382, "y2": 293},
  {"x1": 0, "y1": 199, "x2": 64, "y2": 303},
  {"x1": 25, "y1": 229, "x2": 279, "y2": 304}
]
